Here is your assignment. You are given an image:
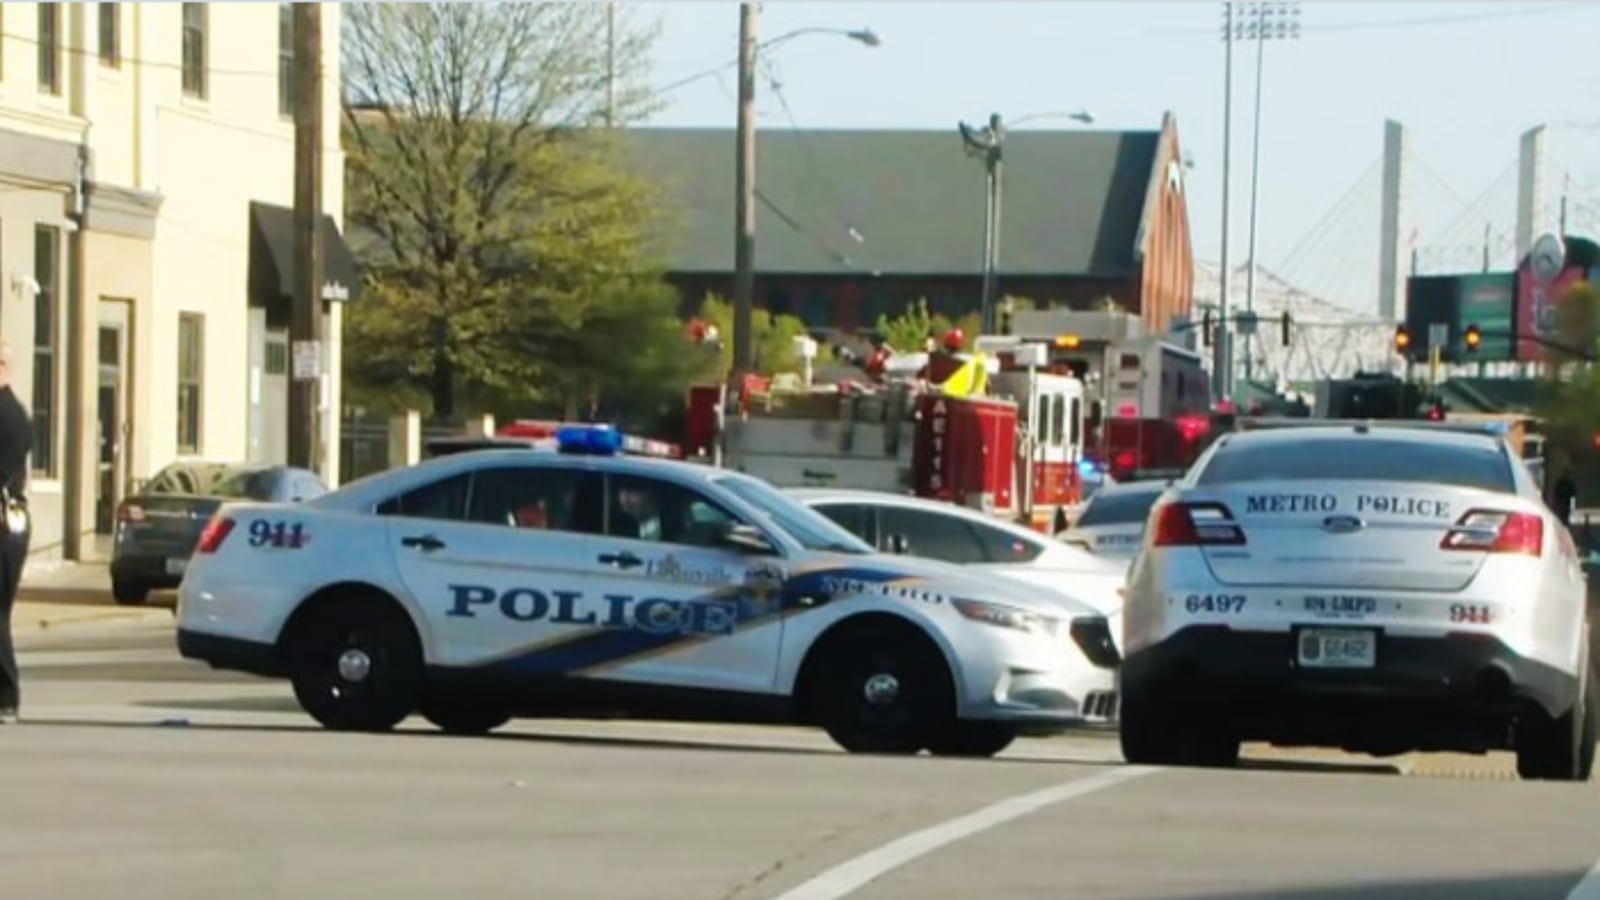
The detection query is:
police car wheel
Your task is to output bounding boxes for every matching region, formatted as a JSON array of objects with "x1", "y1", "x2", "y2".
[
  {"x1": 1515, "y1": 654, "x2": 1598, "y2": 782},
  {"x1": 419, "y1": 697, "x2": 512, "y2": 736},
  {"x1": 285, "y1": 594, "x2": 423, "y2": 733},
  {"x1": 926, "y1": 722, "x2": 1016, "y2": 758},
  {"x1": 814, "y1": 624, "x2": 954, "y2": 755},
  {"x1": 1121, "y1": 688, "x2": 1239, "y2": 767},
  {"x1": 1118, "y1": 688, "x2": 1183, "y2": 765}
]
